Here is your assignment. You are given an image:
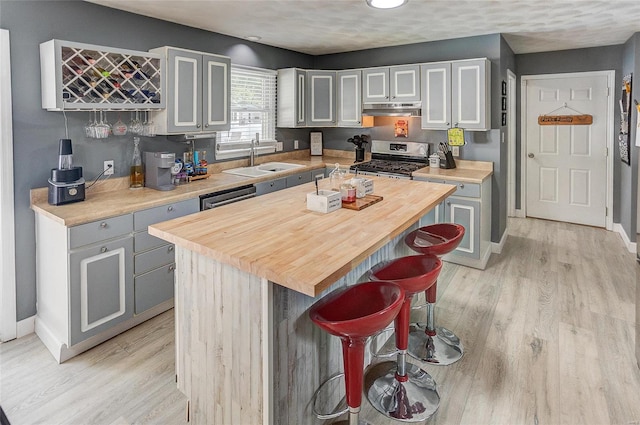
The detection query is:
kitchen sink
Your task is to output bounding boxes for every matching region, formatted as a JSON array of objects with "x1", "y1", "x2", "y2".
[
  {"x1": 256, "y1": 162, "x2": 304, "y2": 172},
  {"x1": 223, "y1": 162, "x2": 304, "y2": 178}
]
